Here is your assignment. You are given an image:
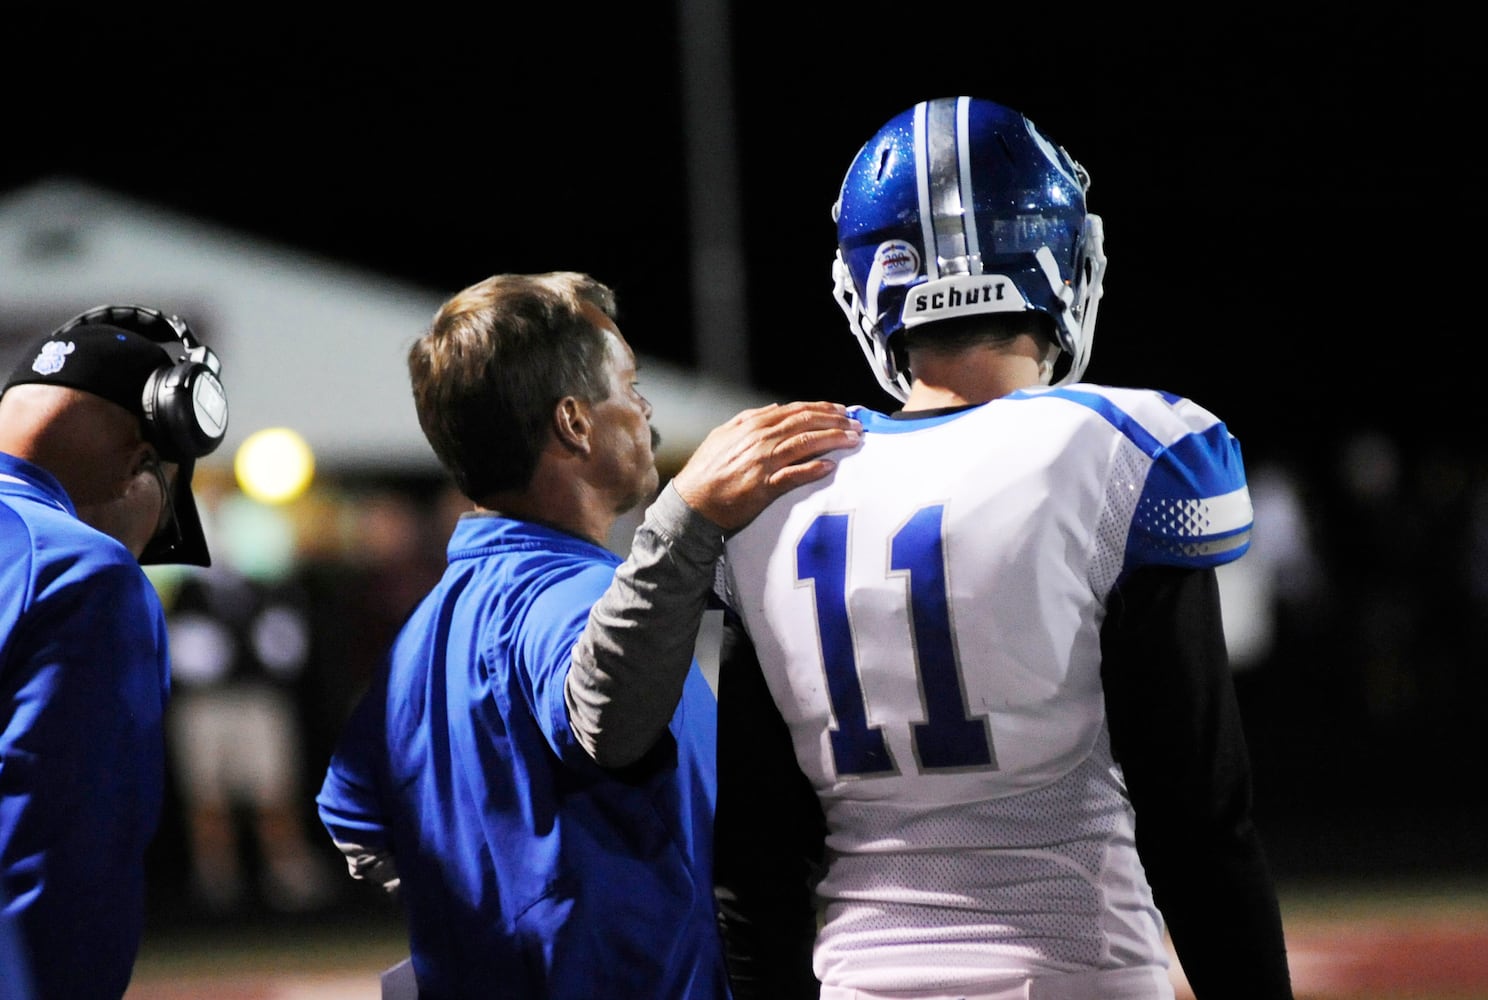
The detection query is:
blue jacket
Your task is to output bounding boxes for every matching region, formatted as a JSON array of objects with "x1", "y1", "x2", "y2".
[
  {"x1": 0, "y1": 451, "x2": 170, "y2": 999},
  {"x1": 318, "y1": 513, "x2": 727, "y2": 999}
]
